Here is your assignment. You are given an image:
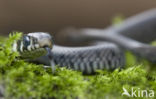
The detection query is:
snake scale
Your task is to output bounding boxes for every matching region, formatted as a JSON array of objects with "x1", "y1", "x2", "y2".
[{"x1": 13, "y1": 9, "x2": 156, "y2": 74}]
